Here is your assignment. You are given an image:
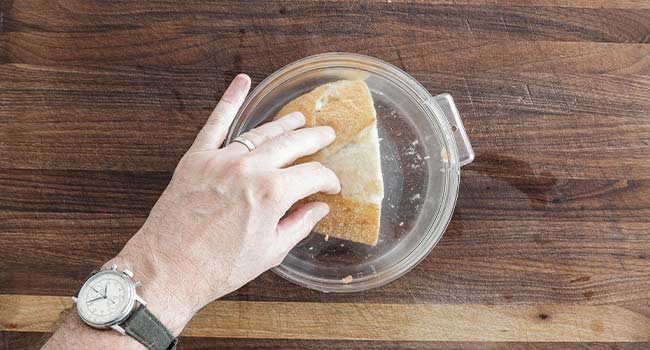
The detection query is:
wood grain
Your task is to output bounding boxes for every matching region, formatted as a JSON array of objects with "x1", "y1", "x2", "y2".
[
  {"x1": 0, "y1": 332, "x2": 49, "y2": 350},
  {"x1": 1, "y1": 168, "x2": 649, "y2": 303},
  {"x1": 2, "y1": 65, "x2": 649, "y2": 178},
  {"x1": 451, "y1": 0, "x2": 650, "y2": 8},
  {"x1": 2, "y1": 169, "x2": 650, "y2": 224},
  {"x1": 174, "y1": 338, "x2": 650, "y2": 350},
  {"x1": 1, "y1": 0, "x2": 650, "y2": 348},
  {"x1": 2, "y1": 1, "x2": 649, "y2": 43},
  {"x1": 2, "y1": 295, "x2": 650, "y2": 341},
  {"x1": 2, "y1": 333, "x2": 650, "y2": 350},
  {"x1": 3, "y1": 35, "x2": 650, "y2": 75}
]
